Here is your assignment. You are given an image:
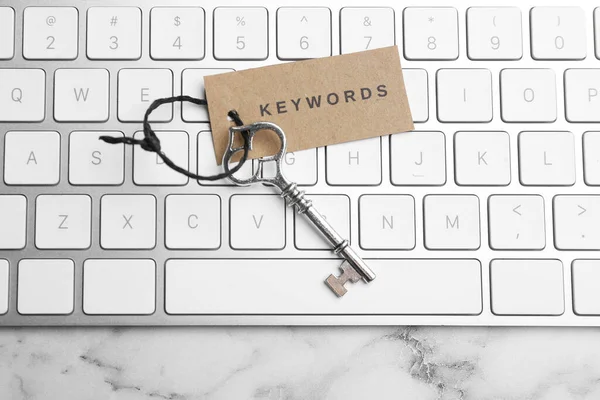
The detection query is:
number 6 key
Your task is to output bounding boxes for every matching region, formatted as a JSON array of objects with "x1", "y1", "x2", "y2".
[{"x1": 223, "y1": 121, "x2": 376, "y2": 297}]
